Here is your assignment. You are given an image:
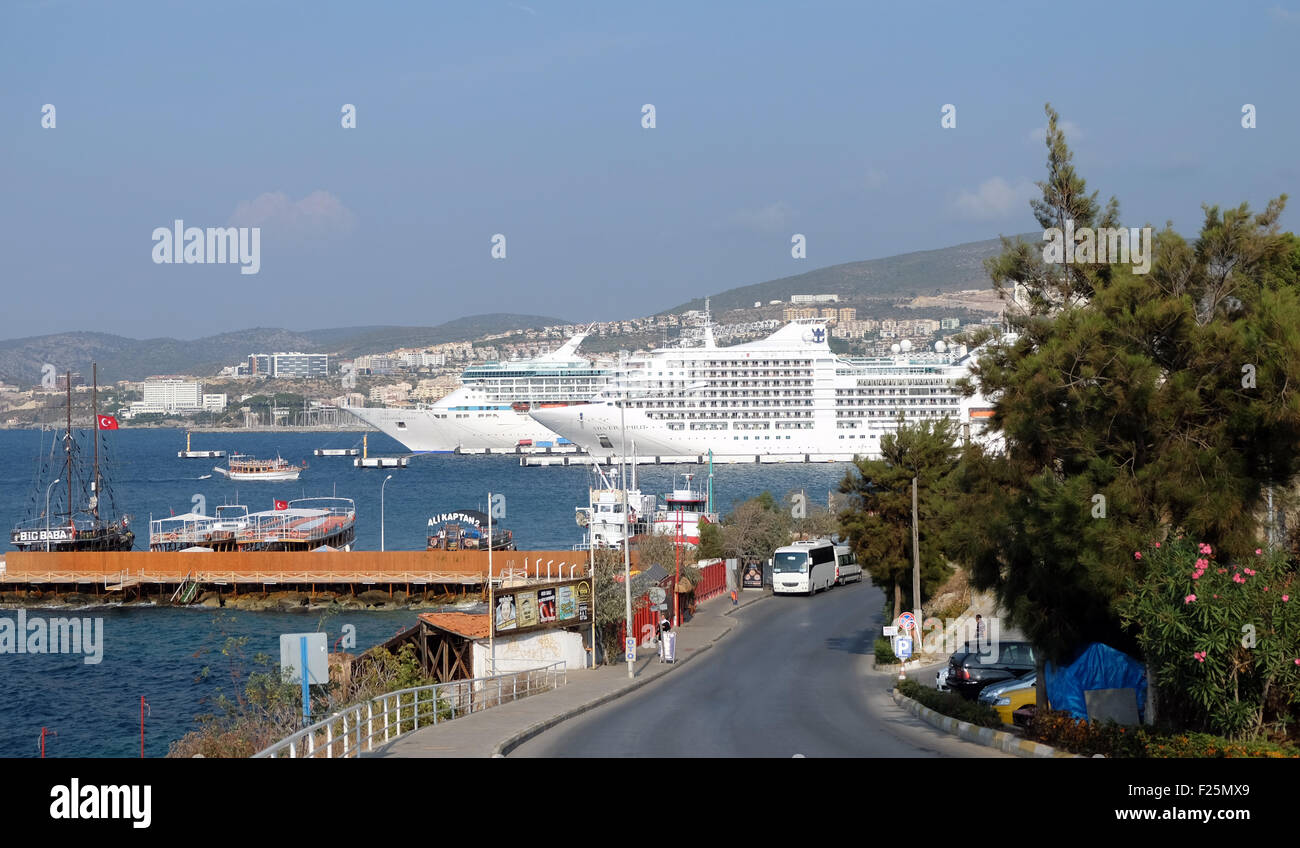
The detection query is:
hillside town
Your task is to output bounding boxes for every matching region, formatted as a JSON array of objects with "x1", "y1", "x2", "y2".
[{"x1": 0, "y1": 289, "x2": 1004, "y2": 428}]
